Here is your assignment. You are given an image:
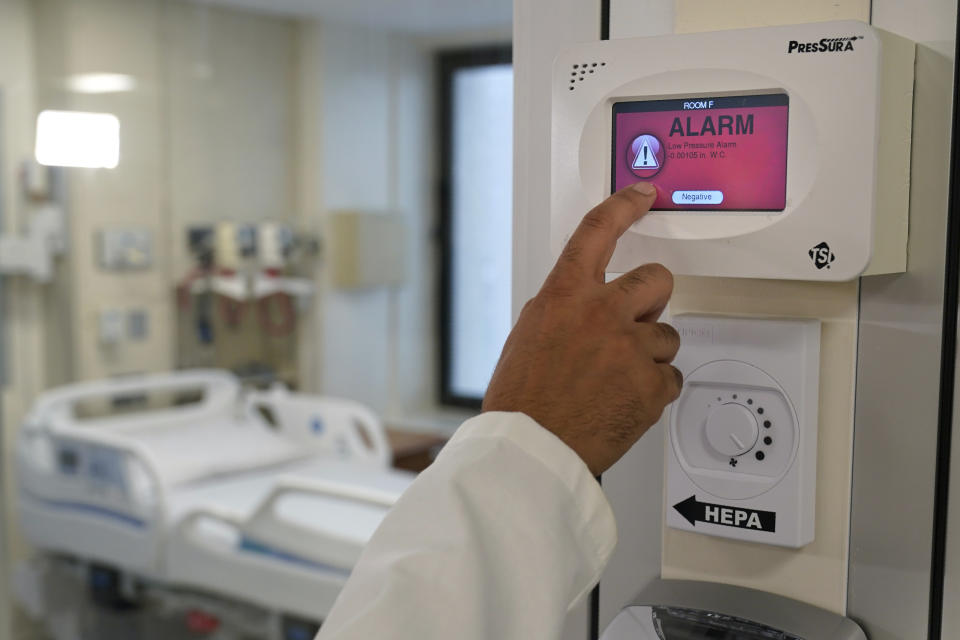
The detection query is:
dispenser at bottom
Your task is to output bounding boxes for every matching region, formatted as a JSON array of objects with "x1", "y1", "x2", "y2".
[
  {"x1": 601, "y1": 580, "x2": 866, "y2": 640},
  {"x1": 665, "y1": 314, "x2": 821, "y2": 548}
]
